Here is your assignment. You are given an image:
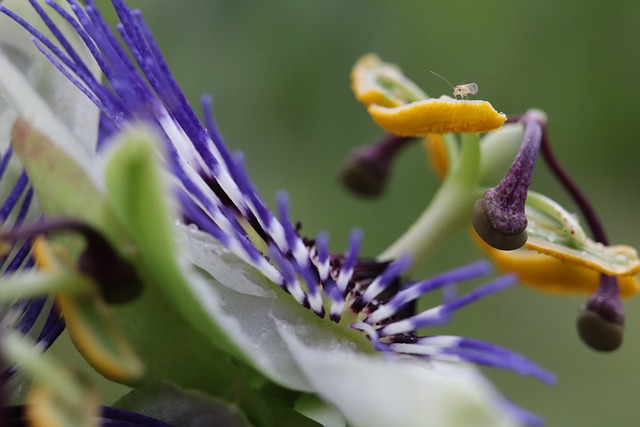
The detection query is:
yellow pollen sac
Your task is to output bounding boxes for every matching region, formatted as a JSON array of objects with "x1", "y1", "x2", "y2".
[
  {"x1": 56, "y1": 294, "x2": 145, "y2": 384},
  {"x1": 33, "y1": 235, "x2": 145, "y2": 384},
  {"x1": 351, "y1": 54, "x2": 424, "y2": 108},
  {"x1": 368, "y1": 98, "x2": 507, "y2": 136},
  {"x1": 473, "y1": 231, "x2": 640, "y2": 297},
  {"x1": 351, "y1": 70, "x2": 400, "y2": 109},
  {"x1": 524, "y1": 237, "x2": 640, "y2": 277},
  {"x1": 32, "y1": 237, "x2": 57, "y2": 271},
  {"x1": 27, "y1": 378, "x2": 100, "y2": 427}
]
